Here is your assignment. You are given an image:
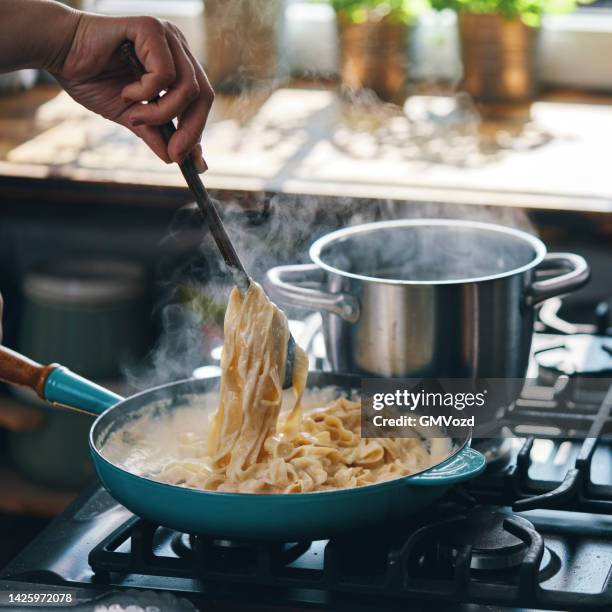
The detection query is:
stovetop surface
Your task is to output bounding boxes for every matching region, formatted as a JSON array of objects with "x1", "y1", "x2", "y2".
[
  {"x1": 2, "y1": 485, "x2": 612, "y2": 612},
  {"x1": 1, "y1": 483, "x2": 612, "y2": 610}
]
